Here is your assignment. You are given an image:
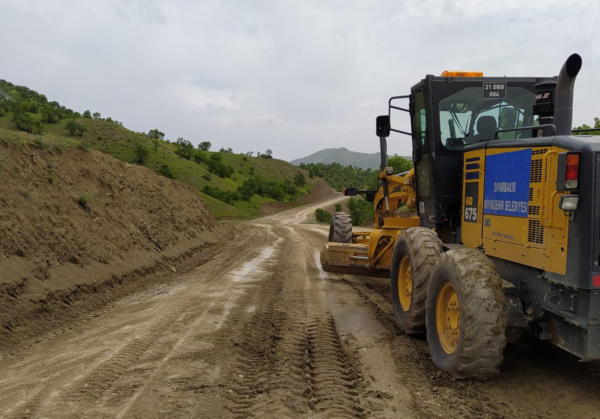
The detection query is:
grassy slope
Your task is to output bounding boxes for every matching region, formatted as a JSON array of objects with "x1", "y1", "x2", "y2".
[{"x1": 0, "y1": 115, "x2": 311, "y2": 219}]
